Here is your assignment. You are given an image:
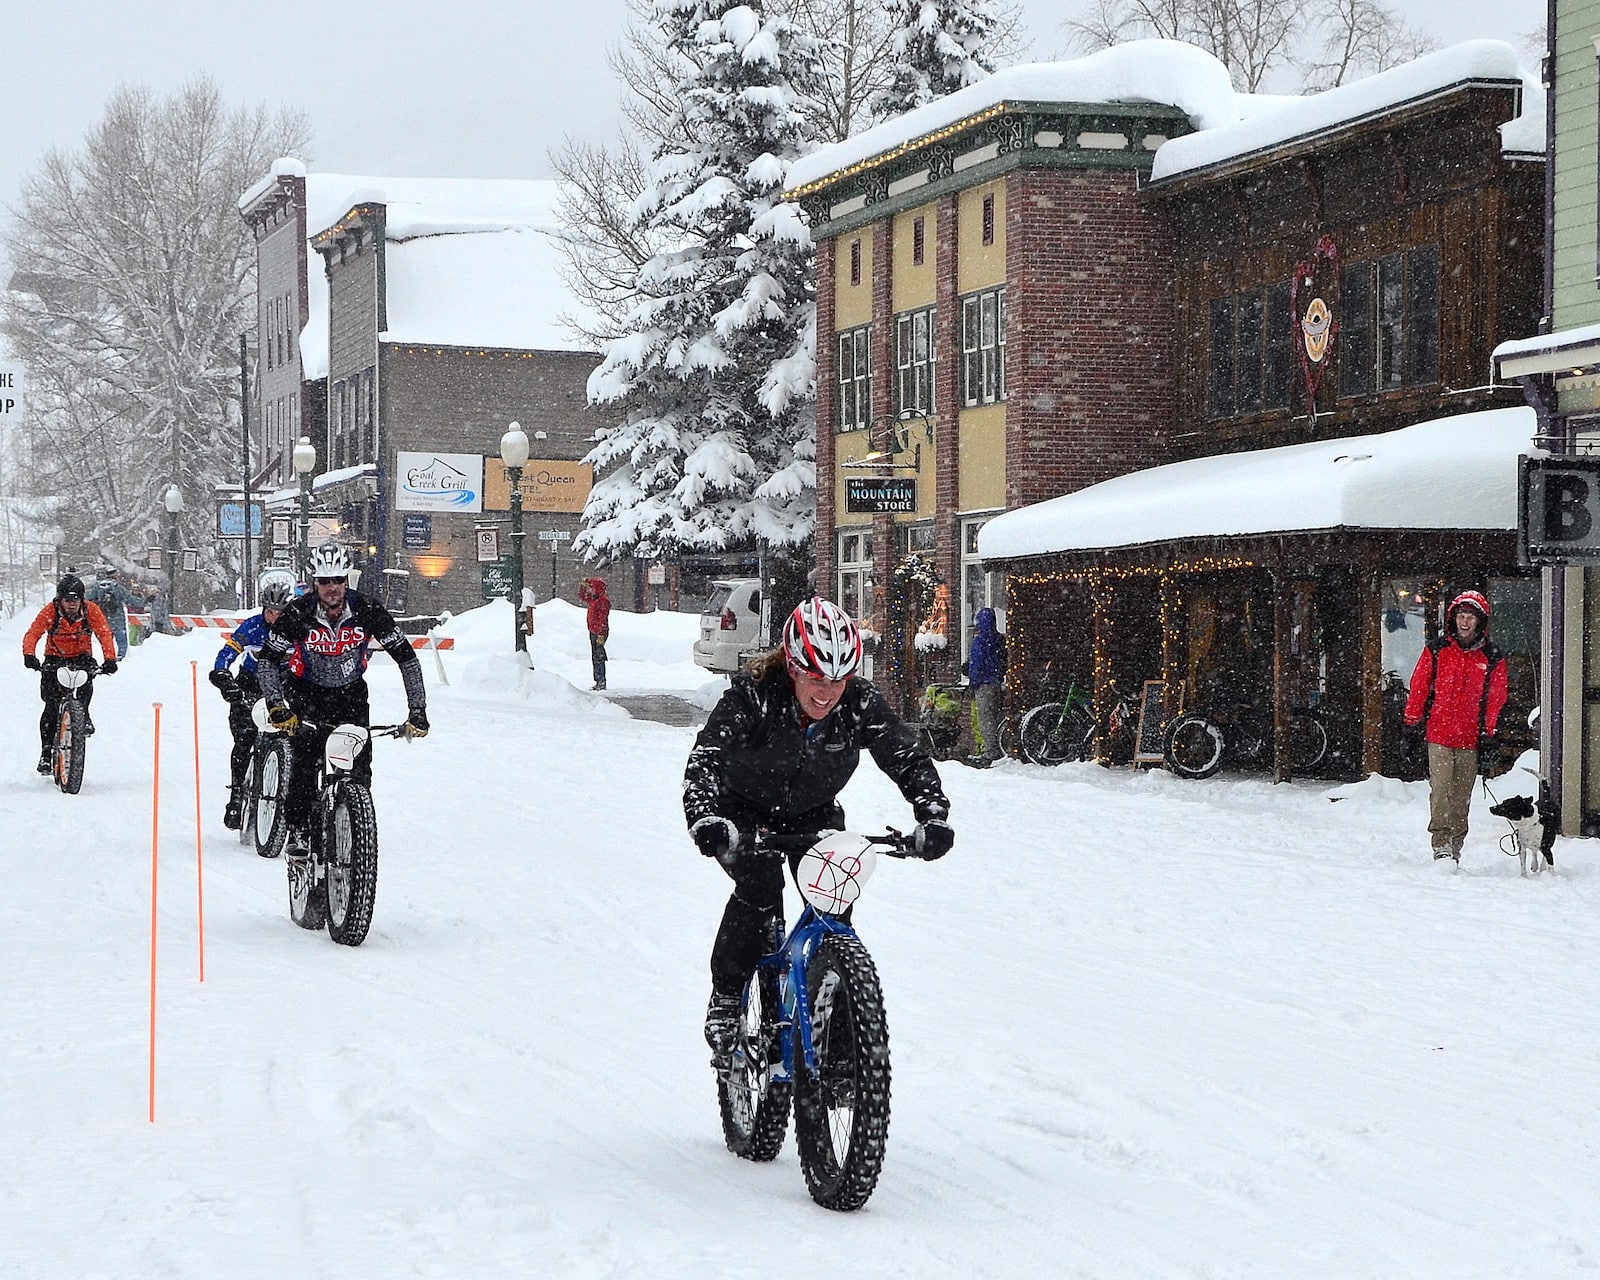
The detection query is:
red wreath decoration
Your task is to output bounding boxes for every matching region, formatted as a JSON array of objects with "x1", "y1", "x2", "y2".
[{"x1": 1289, "y1": 233, "x2": 1339, "y2": 416}]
